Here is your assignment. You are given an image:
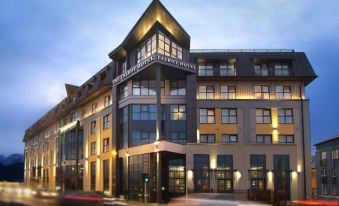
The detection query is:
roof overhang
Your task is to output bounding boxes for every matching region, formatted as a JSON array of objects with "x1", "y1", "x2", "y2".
[{"x1": 109, "y1": 0, "x2": 190, "y2": 60}]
